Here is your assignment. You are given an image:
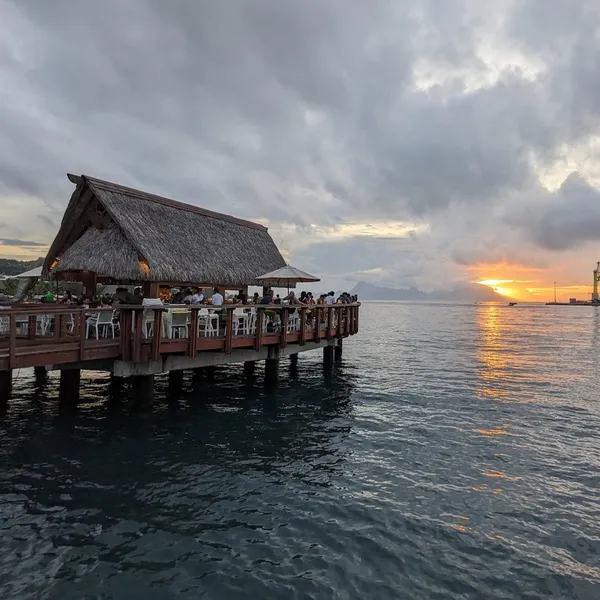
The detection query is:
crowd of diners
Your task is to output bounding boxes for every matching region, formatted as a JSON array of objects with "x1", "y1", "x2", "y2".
[{"x1": 34, "y1": 286, "x2": 359, "y2": 309}]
